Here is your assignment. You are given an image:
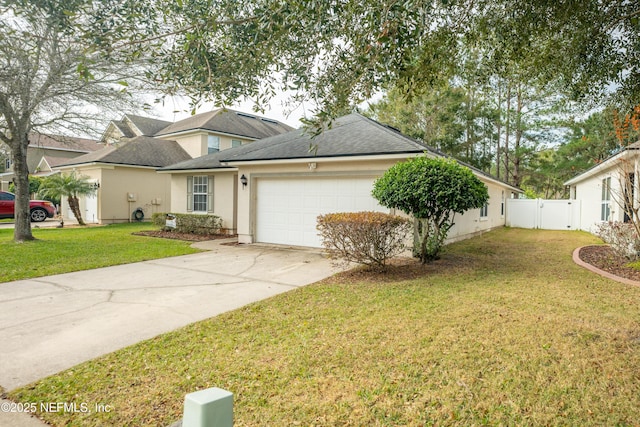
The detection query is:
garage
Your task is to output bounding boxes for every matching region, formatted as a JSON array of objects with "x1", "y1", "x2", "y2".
[{"x1": 255, "y1": 176, "x2": 389, "y2": 247}]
